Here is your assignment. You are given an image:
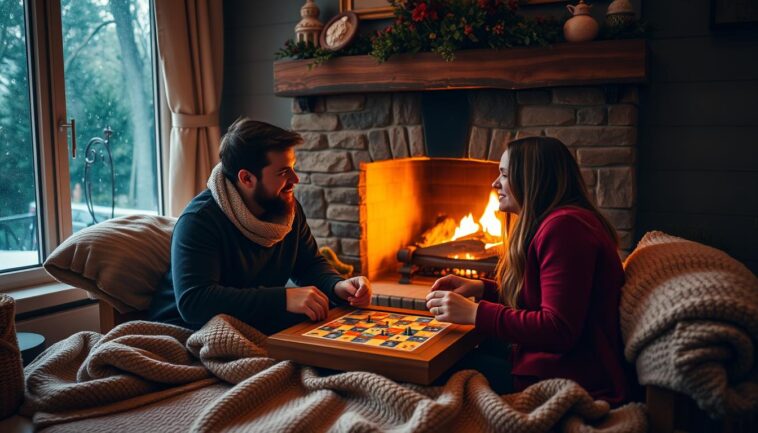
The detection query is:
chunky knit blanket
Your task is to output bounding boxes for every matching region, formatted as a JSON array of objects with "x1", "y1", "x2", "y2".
[
  {"x1": 621, "y1": 231, "x2": 758, "y2": 417},
  {"x1": 23, "y1": 315, "x2": 647, "y2": 433}
]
